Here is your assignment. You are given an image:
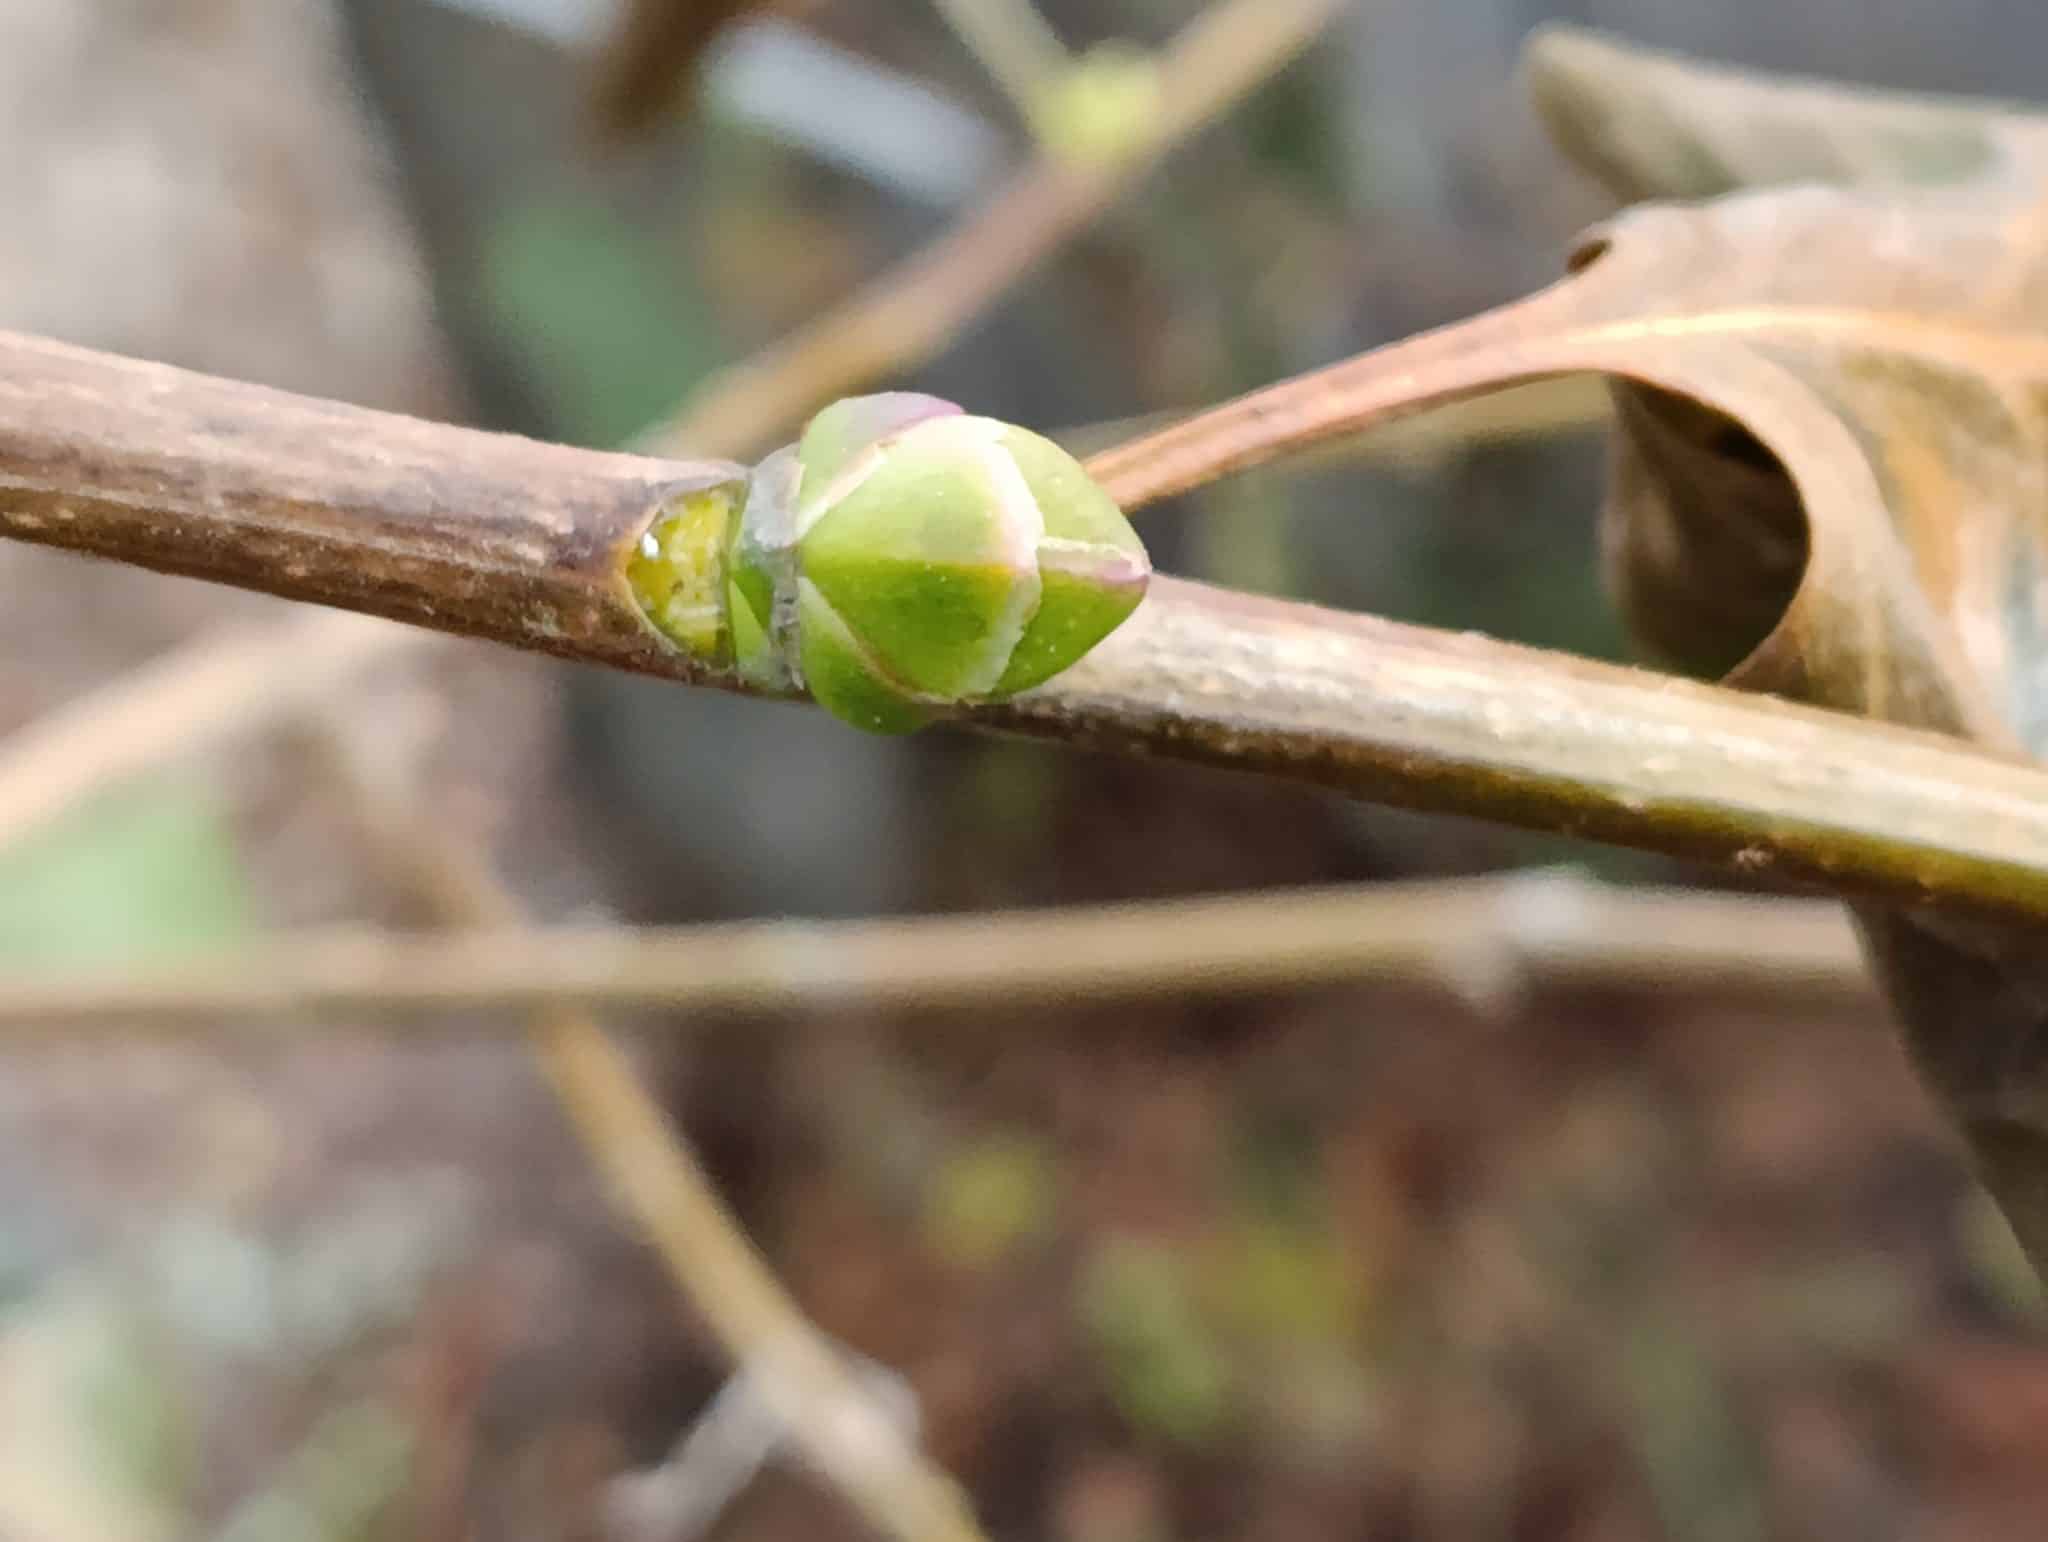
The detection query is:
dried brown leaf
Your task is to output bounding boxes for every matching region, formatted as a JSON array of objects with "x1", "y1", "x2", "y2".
[
  {"x1": 1090, "y1": 35, "x2": 2048, "y2": 1273},
  {"x1": 1530, "y1": 43, "x2": 2048, "y2": 1271},
  {"x1": 1524, "y1": 23, "x2": 2048, "y2": 203}
]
